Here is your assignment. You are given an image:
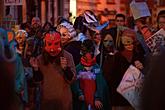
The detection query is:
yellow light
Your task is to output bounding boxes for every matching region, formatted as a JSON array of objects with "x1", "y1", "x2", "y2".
[{"x1": 70, "y1": 0, "x2": 77, "y2": 22}]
